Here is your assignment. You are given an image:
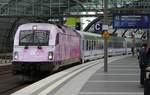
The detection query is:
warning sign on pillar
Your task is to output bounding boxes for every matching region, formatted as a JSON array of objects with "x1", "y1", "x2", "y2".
[
  {"x1": 102, "y1": 31, "x2": 109, "y2": 39},
  {"x1": 102, "y1": 25, "x2": 109, "y2": 39}
]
